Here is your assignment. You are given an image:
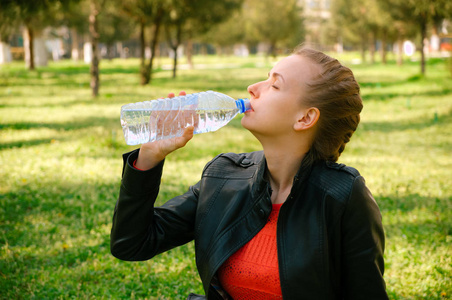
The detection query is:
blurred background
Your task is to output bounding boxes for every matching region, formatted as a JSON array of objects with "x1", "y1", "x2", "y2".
[
  {"x1": 1, "y1": 0, "x2": 451, "y2": 95},
  {"x1": 0, "y1": 0, "x2": 451, "y2": 299}
]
